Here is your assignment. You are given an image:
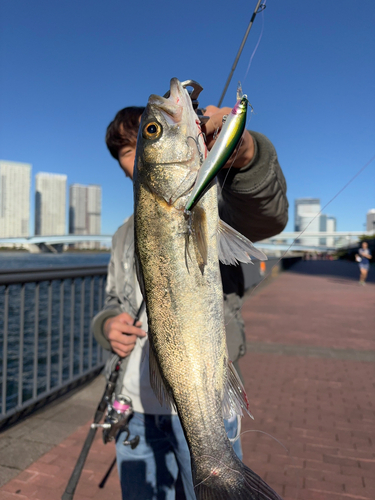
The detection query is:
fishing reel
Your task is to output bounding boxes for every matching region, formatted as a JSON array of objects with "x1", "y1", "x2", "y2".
[{"x1": 91, "y1": 394, "x2": 140, "y2": 449}]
